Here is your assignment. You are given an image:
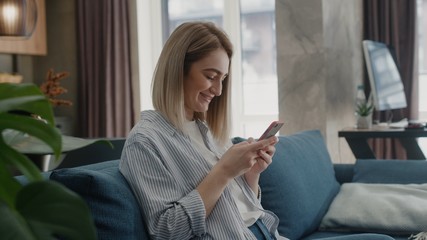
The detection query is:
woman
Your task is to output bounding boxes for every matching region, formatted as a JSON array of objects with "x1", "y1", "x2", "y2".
[{"x1": 119, "y1": 21, "x2": 285, "y2": 240}]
